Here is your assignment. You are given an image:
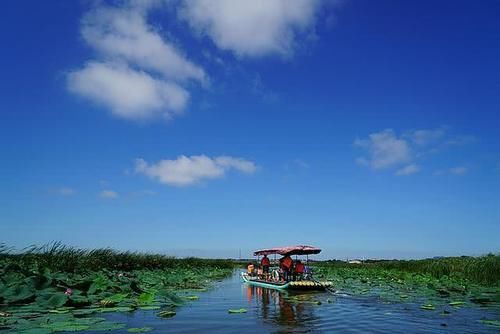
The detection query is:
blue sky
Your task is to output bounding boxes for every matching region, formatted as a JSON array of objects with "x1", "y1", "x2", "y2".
[{"x1": 1, "y1": 0, "x2": 499, "y2": 259}]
